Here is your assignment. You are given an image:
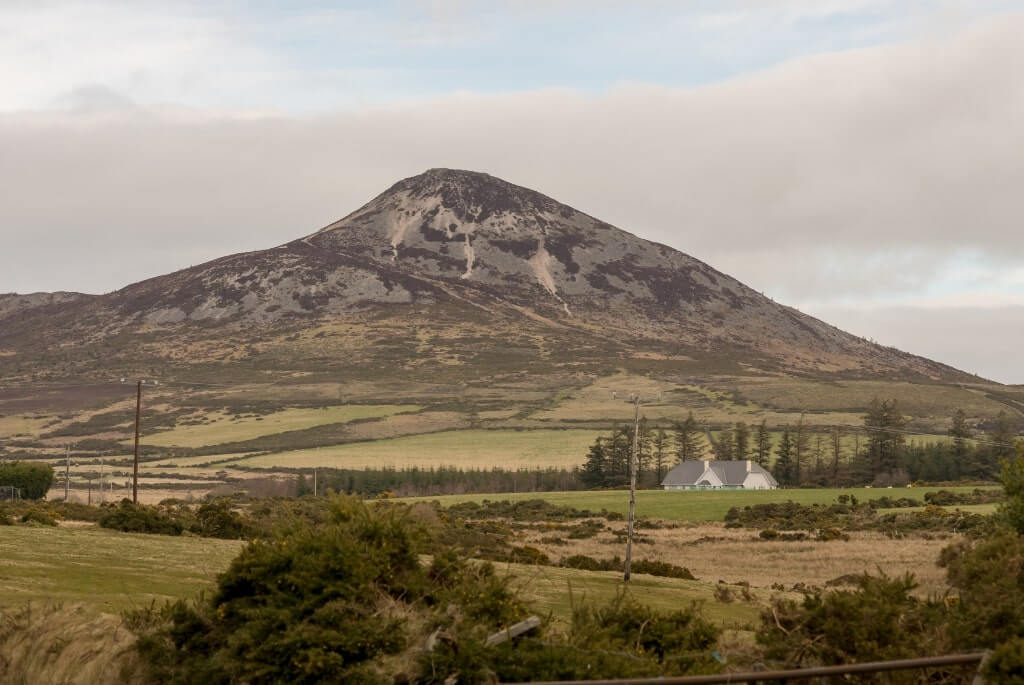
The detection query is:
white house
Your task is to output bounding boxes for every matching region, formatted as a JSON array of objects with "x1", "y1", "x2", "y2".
[{"x1": 661, "y1": 459, "x2": 778, "y2": 490}]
